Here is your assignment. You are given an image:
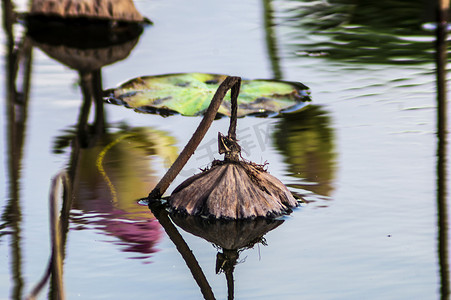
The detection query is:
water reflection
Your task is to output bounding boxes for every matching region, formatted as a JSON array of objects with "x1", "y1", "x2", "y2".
[
  {"x1": 274, "y1": 105, "x2": 336, "y2": 202},
  {"x1": 27, "y1": 16, "x2": 144, "y2": 72},
  {"x1": 2, "y1": 3, "x2": 176, "y2": 297},
  {"x1": 281, "y1": 0, "x2": 450, "y2": 296},
  {"x1": 435, "y1": 3, "x2": 449, "y2": 298},
  {"x1": 149, "y1": 199, "x2": 284, "y2": 300},
  {"x1": 172, "y1": 215, "x2": 283, "y2": 300},
  {"x1": 61, "y1": 123, "x2": 177, "y2": 256},
  {"x1": 171, "y1": 215, "x2": 283, "y2": 250},
  {"x1": 23, "y1": 8, "x2": 171, "y2": 259},
  {"x1": 1, "y1": 0, "x2": 33, "y2": 298},
  {"x1": 283, "y1": 0, "x2": 437, "y2": 64},
  {"x1": 263, "y1": 0, "x2": 282, "y2": 79}
]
